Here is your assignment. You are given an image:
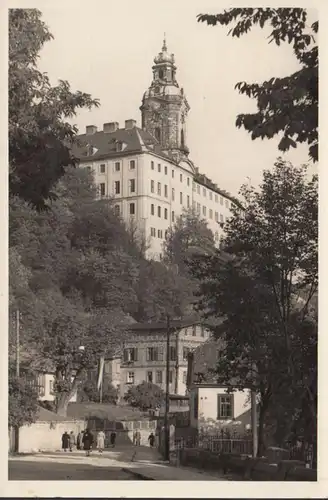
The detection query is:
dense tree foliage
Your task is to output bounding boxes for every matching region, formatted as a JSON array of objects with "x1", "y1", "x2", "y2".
[
  {"x1": 9, "y1": 9, "x2": 99, "y2": 210},
  {"x1": 198, "y1": 8, "x2": 318, "y2": 162},
  {"x1": 9, "y1": 363, "x2": 39, "y2": 428},
  {"x1": 79, "y1": 376, "x2": 119, "y2": 405},
  {"x1": 163, "y1": 208, "x2": 216, "y2": 276},
  {"x1": 190, "y1": 160, "x2": 317, "y2": 454},
  {"x1": 9, "y1": 167, "x2": 193, "y2": 416},
  {"x1": 124, "y1": 382, "x2": 165, "y2": 411}
]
